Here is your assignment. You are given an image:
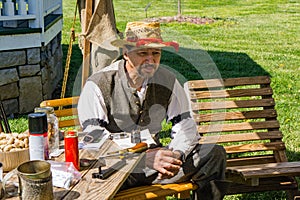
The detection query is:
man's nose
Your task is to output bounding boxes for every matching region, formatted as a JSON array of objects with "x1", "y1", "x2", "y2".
[{"x1": 145, "y1": 54, "x2": 155, "y2": 63}]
